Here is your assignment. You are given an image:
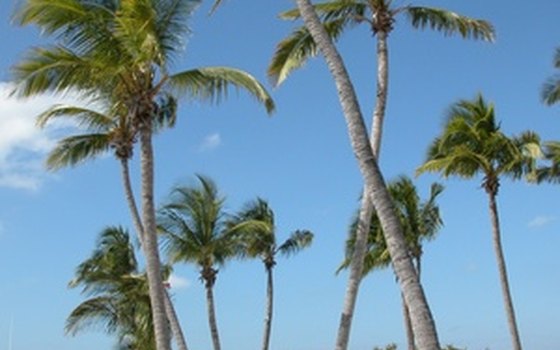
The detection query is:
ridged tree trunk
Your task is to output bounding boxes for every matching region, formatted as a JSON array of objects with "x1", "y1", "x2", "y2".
[
  {"x1": 335, "y1": 27, "x2": 389, "y2": 350},
  {"x1": 204, "y1": 276, "x2": 222, "y2": 350},
  {"x1": 262, "y1": 265, "x2": 274, "y2": 350},
  {"x1": 119, "y1": 158, "x2": 190, "y2": 350},
  {"x1": 487, "y1": 190, "x2": 523, "y2": 350},
  {"x1": 402, "y1": 293, "x2": 415, "y2": 350},
  {"x1": 295, "y1": 1, "x2": 440, "y2": 349},
  {"x1": 139, "y1": 126, "x2": 172, "y2": 350}
]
